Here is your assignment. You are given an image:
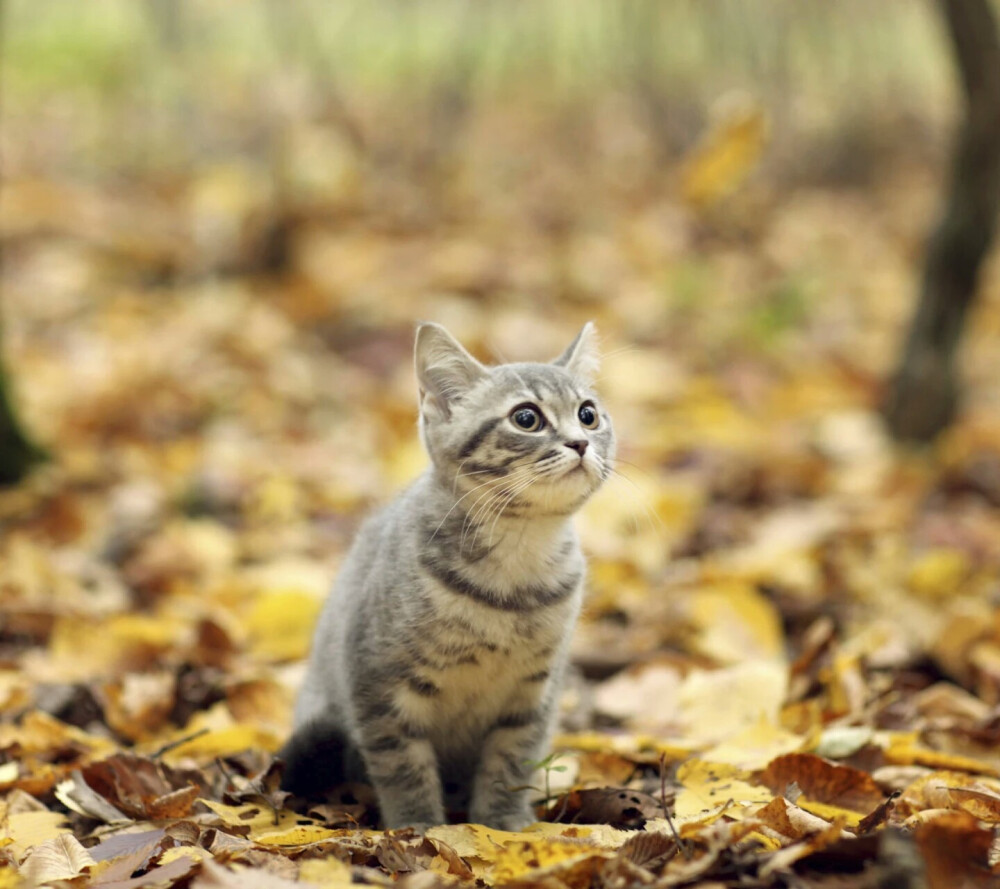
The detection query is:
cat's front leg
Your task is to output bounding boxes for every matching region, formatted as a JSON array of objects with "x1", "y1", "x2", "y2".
[
  {"x1": 356, "y1": 719, "x2": 446, "y2": 830},
  {"x1": 469, "y1": 699, "x2": 553, "y2": 831}
]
